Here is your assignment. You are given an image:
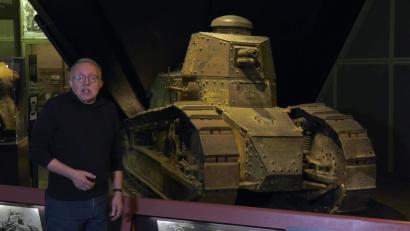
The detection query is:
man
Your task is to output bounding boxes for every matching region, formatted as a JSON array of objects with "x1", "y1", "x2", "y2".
[{"x1": 29, "y1": 58, "x2": 123, "y2": 230}]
